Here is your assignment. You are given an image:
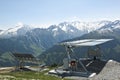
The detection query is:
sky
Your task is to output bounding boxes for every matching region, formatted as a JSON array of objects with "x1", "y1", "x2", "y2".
[{"x1": 0, "y1": 0, "x2": 120, "y2": 29}]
